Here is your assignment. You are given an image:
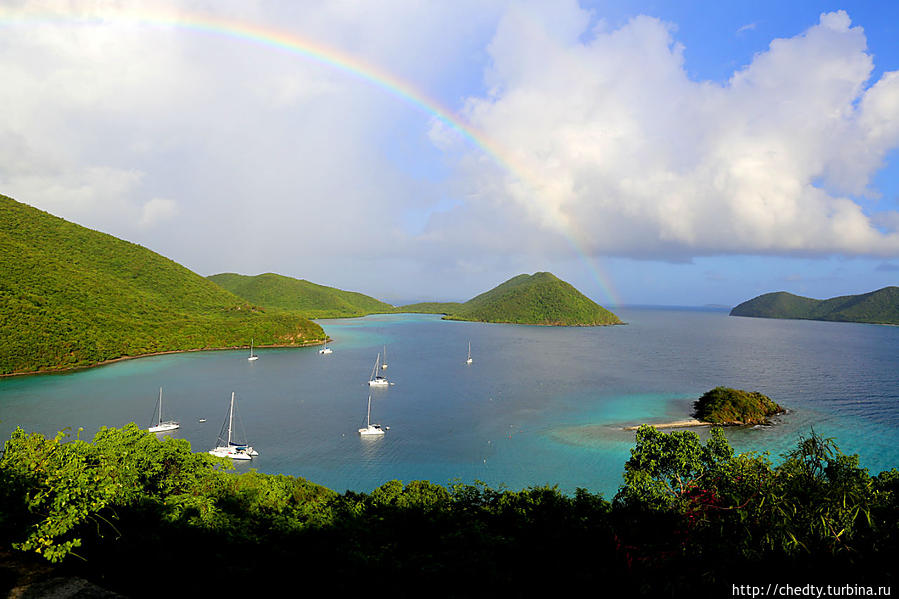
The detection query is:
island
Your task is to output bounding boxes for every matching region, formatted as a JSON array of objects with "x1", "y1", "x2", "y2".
[
  {"x1": 411, "y1": 272, "x2": 622, "y2": 326},
  {"x1": 730, "y1": 287, "x2": 899, "y2": 325},
  {"x1": 624, "y1": 386, "x2": 785, "y2": 429},
  {"x1": 692, "y1": 386, "x2": 785, "y2": 425},
  {"x1": 0, "y1": 194, "x2": 326, "y2": 376}
]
